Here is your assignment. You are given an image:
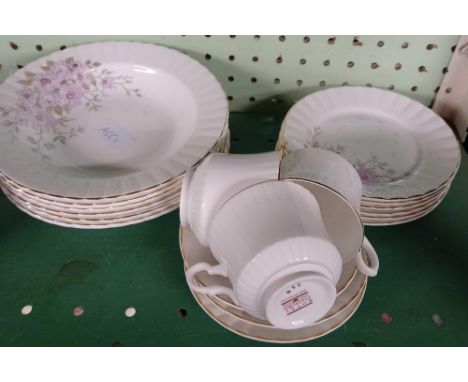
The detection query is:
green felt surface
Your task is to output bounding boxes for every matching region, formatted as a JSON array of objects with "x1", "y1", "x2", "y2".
[{"x1": 0, "y1": 112, "x2": 466, "y2": 346}]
